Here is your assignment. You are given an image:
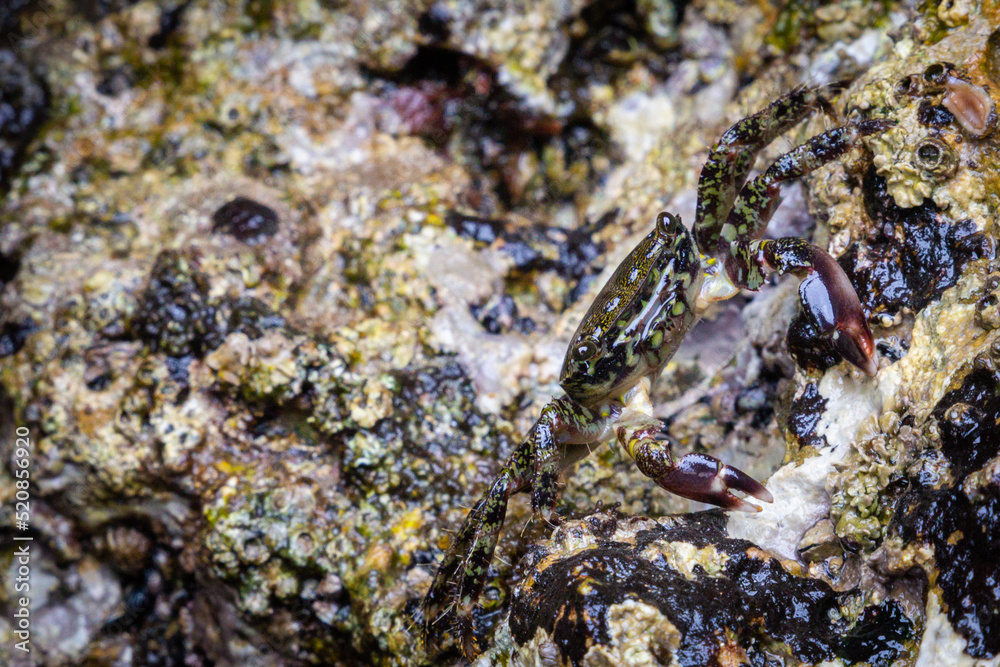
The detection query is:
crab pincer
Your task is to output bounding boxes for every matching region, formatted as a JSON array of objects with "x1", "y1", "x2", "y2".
[
  {"x1": 648, "y1": 437, "x2": 774, "y2": 512},
  {"x1": 797, "y1": 247, "x2": 877, "y2": 376}
]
